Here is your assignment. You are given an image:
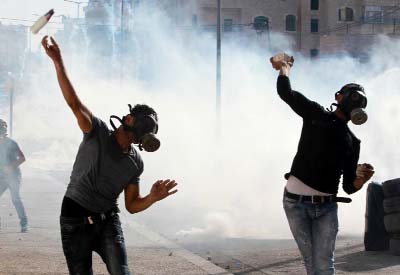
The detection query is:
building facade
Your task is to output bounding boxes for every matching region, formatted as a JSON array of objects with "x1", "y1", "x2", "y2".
[{"x1": 158, "y1": 0, "x2": 400, "y2": 57}]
